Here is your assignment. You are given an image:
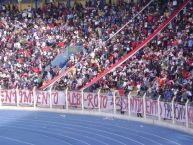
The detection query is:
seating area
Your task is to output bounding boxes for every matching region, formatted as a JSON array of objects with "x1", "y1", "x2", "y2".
[
  {"x1": 54, "y1": 0, "x2": 193, "y2": 103},
  {"x1": 0, "y1": 0, "x2": 192, "y2": 103},
  {"x1": 87, "y1": 1, "x2": 193, "y2": 103},
  {"x1": 53, "y1": 0, "x2": 177, "y2": 89}
]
